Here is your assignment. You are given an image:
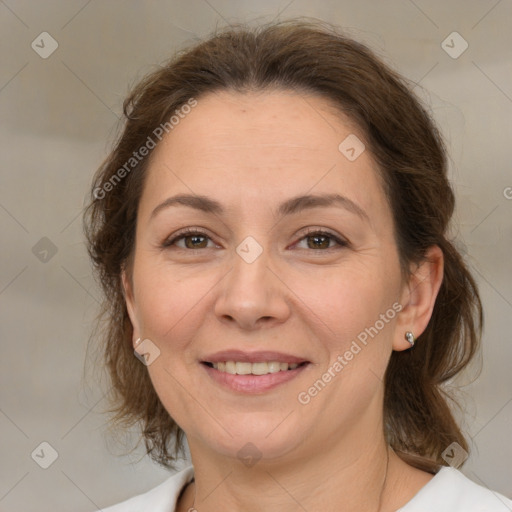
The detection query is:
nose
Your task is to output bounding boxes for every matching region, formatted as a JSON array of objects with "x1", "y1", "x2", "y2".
[{"x1": 213, "y1": 246, "x2": 291, "y2": 331}]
